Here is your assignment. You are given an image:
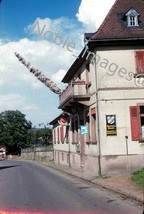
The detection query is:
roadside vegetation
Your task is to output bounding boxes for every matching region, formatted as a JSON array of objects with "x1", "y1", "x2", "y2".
[
  {"x1": 0, "y1": 110, "x2": 52, "y2": 155},
  {"x1": 131, "y1": 168, "x2": 144, "y2": 189}
]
